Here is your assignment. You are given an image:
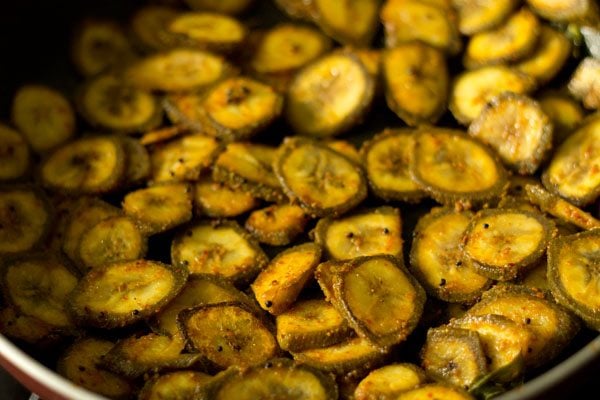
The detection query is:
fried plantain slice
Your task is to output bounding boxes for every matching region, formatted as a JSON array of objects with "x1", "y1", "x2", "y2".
[
  {"x1": 126, "y1": 48, "x2": 235, "y2": 92},
  {"x1": 130, "y1": 5, "x2": 182, "y2": 51},
  {"x1": 40, "y1": 135, "x2": 126, "y2": 194},
  {"x1": 568, "y1": 57, "x2": 600, "y2": 110},
  {"x1": 0, "y1": 124, "x2": 30, "y2": 182},
  {"x1": 139, "y1": 370, "x2": 213, "y2": 400},
  {"x1": 285, "y1": 52, "x2": 374, "y2": 137},
  {"x1": 313, "y1": 206, "x2": 402, "y2": 261},
  {"x1": 57, "y1": 338, "x2": 136, "y2": 399},
  {"x1": 382, "y1": 42, "x2": 448, "y2": 127},
  {"x1": 168, "y1": 12, "x2": 247, "y2": 53},
  {"x1": 381, "y1": 0, "x2": 462, "y2": 55},
  {"x1": 463, "y1": 8, "x2": 540, "y2": 69},
  {"x1": 325, "y1": 139, "x2": 361, "y2": 165},
  {"x1": 410, "y1": 208, "x2": 492, "y2": 303},
  {"x1": 453, "y1": 0, "x2": 519, "y2": 35},
  {"x1": 251, "y1": 243, "x2": 321, "y2": 314},
  {"x1": 526, "y1": 0, "x2": 598, "y2": 22},
  {"x1": 184, "y1": 0, "x2": 253, "y2": 14},
  {"x1": 395, "y1": 383, "x2": 474, "y2": 400},
  {"x1": 312, "y1": 0, "x2": 380, "y2": 46},
  {"x1": 0, "y1": 306, "x2": 63, "y2": 346},
  {"x1": 538, "y1": 92, "x2": 584, "y2": 145},
  {"x1": 409, "y1": 128, "x2": 508, "y2": 207},
  {"x1": 542, "y1": 117, "x2": 600, "y2": 206},
  {"x1": 171, "y1": 220, "x2": 268, "y2": 286},
  {"x1": 354, "y1": 363, "x2": 426, "y2": 400},
  {"x1": 11, "y1": 85, "x2": 76, "y2": 153},
  {"x1": 150, "y1": 134, "x2": 221, "y2": 184},
  {"x1": 213, "y1": 142, "x2": 285, "y2": 203},
  {"x1": 245, "y1": 203, "x2": 309, "y2": 246},
  {"x1": 274, "y1": 137, "x2": 368, "y2": 217},
  {"x1": 193, "y1": 177, "x2": 258, "y2": 218},
  {"x1": 68, "y1": 259, "x2": 188, "y2": 329},
  {"x1": 179, "y1": 301, "x2": 278, "y2": 370},
  {"x1": 77, "y1": 74, "x2": 162, "y2": 134},
  {"x1": 468, "y1": 93, "x2": 553, "y2": 175},
  {"x1": 275, "y1": 299, "x2": 353, "y2": 352},
  {"x1": 0, "y1": 186, "x2": 51, "y2": 254},
  {"x1": 121, "y1": 137, "x2": 151, "y2": 187},
  {"x1": 449, "y1": 65, "x2": 535, "y2": 124},
  {"x1": 140, "y1": 125, "x2": 188, "y2": 146}
]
